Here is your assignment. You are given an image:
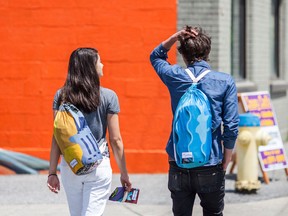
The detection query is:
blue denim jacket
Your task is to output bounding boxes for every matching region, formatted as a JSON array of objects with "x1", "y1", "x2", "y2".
[{"x1": 150, "y1": 44, "x2": 239, "y2": 166}]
